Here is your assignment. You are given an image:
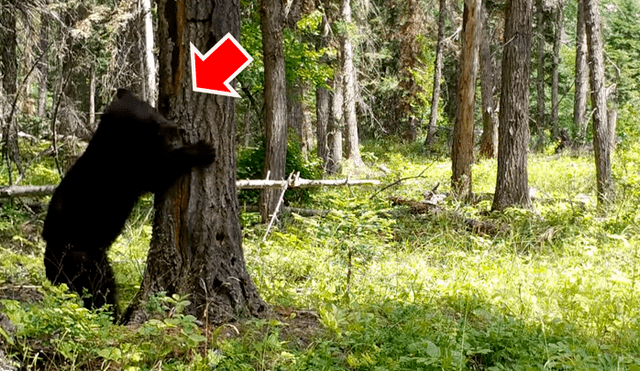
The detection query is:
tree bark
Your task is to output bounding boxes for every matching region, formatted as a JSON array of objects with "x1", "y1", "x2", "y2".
[
  {"x1": 126, "y1": 0, "x2": 267, "y2": 325},
  {"x1": 452, "y1": 0, "x2": 480, "y2": 198},
  {"x1": 551, "y1": 1, "x2": 563, "y2": 139},
  {"x1": 534, "y1": 0, "x2": 546, "y2": 149},
  {"x1": 492, "y1": 0, "x2": 532, "y2": 211},
  {"x1": 574, "y1": 0, "x2": 588, "y2": 143},
  {"x1": 259, "y1": 0, "x2": 288, "y2": 222},
  {"x1": 142, "y1": 0, "x2": 157, "y2": 107},
  {"x1": 37, "y1": 3, "x2": 50, "y2": 118},
  {"x1": 316, "y1": 86, "x2": 330, "y2": 165},
  {"x1": 340, "y1": 0, "x2": 364, "y2": 168},
  {"x1": 478, "y1": 2, "x2": 499, "y2": 159},
  {"x1": 327, "y1": 67, "x2": 344, "y2": 174},
  {"x1": 584, "y1": 0, "x2": 613, "y2": 205},
  {"x1": 425, "y1": 0, "x2": 447, "y2": 148}
]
